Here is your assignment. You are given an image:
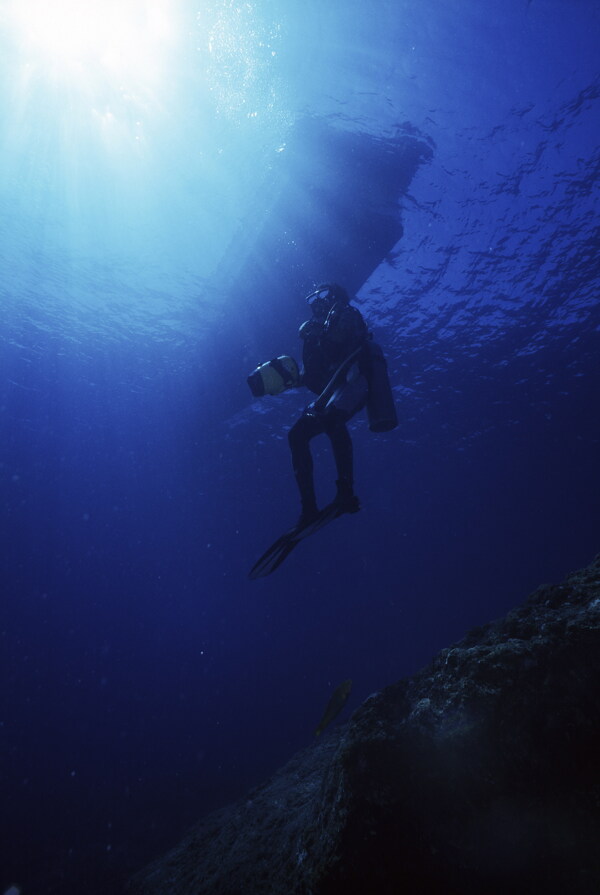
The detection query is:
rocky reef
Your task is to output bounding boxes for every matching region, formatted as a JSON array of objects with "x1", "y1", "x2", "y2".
[{"x1": 129, "y1": 556, "x2": 600, "y2": 894}]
